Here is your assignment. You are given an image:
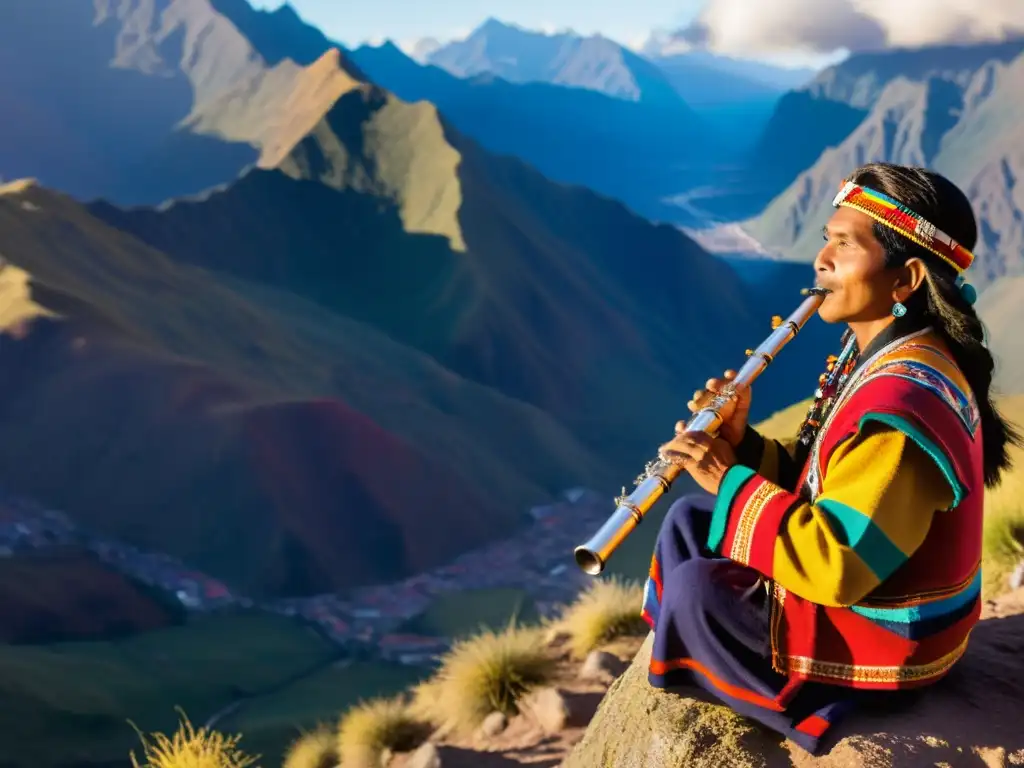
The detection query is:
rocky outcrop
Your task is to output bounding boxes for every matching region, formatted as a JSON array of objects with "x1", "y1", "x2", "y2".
[{"x1": 565, "y1": 591, "x2": 1024, "y2": 767}]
